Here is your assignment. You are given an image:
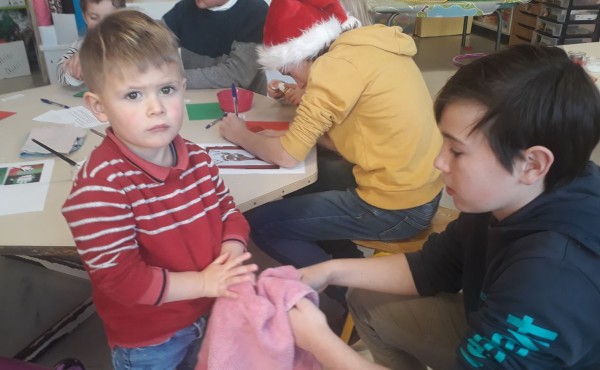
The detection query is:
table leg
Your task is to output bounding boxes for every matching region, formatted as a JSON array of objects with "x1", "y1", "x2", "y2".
[
  {"x1": 387, "y1": 12, "x2": 400, "y2": 26},
  {"x1": 495, "y1": 9, "x2": 504, "y2": 50},
  {"x1": 461, "y1": 16, "x2": 469, "y2": 48}
]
